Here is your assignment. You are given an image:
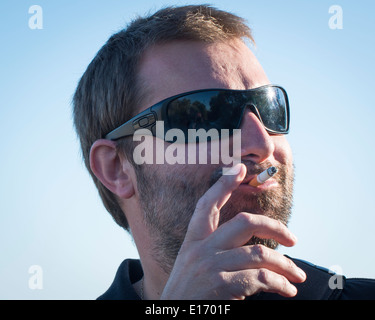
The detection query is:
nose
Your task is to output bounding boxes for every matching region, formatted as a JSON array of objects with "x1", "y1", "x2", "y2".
[{"x1": 239, "y1": 109, "x2": 275, "y2": 164}]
